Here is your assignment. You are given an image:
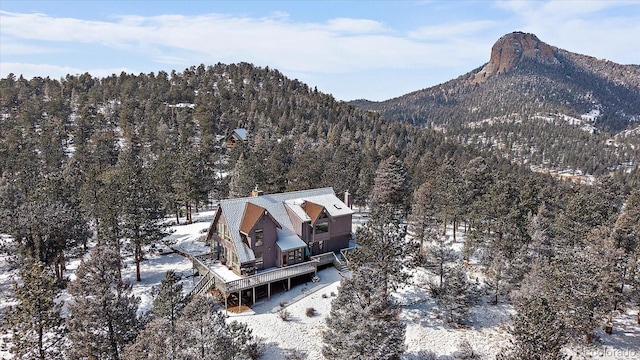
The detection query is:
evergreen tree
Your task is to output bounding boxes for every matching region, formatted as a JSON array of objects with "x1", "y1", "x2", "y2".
[
  {"x1": 3, "y1": 257, "x2": 65, "y2": 360},
  {"x1": 433, "y1": 159, "x2": 466, "y2": 241},
  {"x1": 66, "y1": 246, "x2": 140, "y2": 360},
  {"x1": 116, "y1": 144, "x2": 167, "y2": 281},
  {"x1": 323, "y1": 265, "x2": 406, "y2": 360},
  {"x1": 435, "y1": 264, "x2": 478, "y2": 325},
  {"x1": 0, "y1": 175, "x2": 23, "y2": 233},
  {"x1": 408, "y1": 180, "x2": 438, "y2": 256},
  {"x1": 424, "y1": 232, "x2": 457, "y2": 290},
  {"x1": 612, "y1": 190, "x2": 640, "y2": 299},
  {"x1": 151, "y1": 270, "x2": 188, "y2": 329},
  {"x1": 372, "y1": 155, "x2": 409, "y2": 214},
  {"x1": 351, "y1": 204, "x2": 413, "y2": 298},
  {"x1": 11, "y1": 200, "x2": 89, "y2": 281},
  {"x1": 228, "y1": 321, "x2": 262, "y2": 360},
  {"x1": 174, "y1": 295, "x2": 237, "y2": 360},
  {"x1": 123, "y1": 318, "x2": 173, "y2": 360},
  {"x1": 498, "y1": 297, "x2": 567, "y2": 360},
  {"x1": 228, "y1": 153, "x2": 258, "y2": 198}
]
